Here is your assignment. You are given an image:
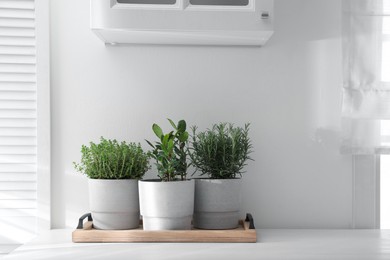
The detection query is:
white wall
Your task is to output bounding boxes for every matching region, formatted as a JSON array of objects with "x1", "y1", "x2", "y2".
[{"x1": 50, "y1": 0, "x2": 353, "y2": 229}]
